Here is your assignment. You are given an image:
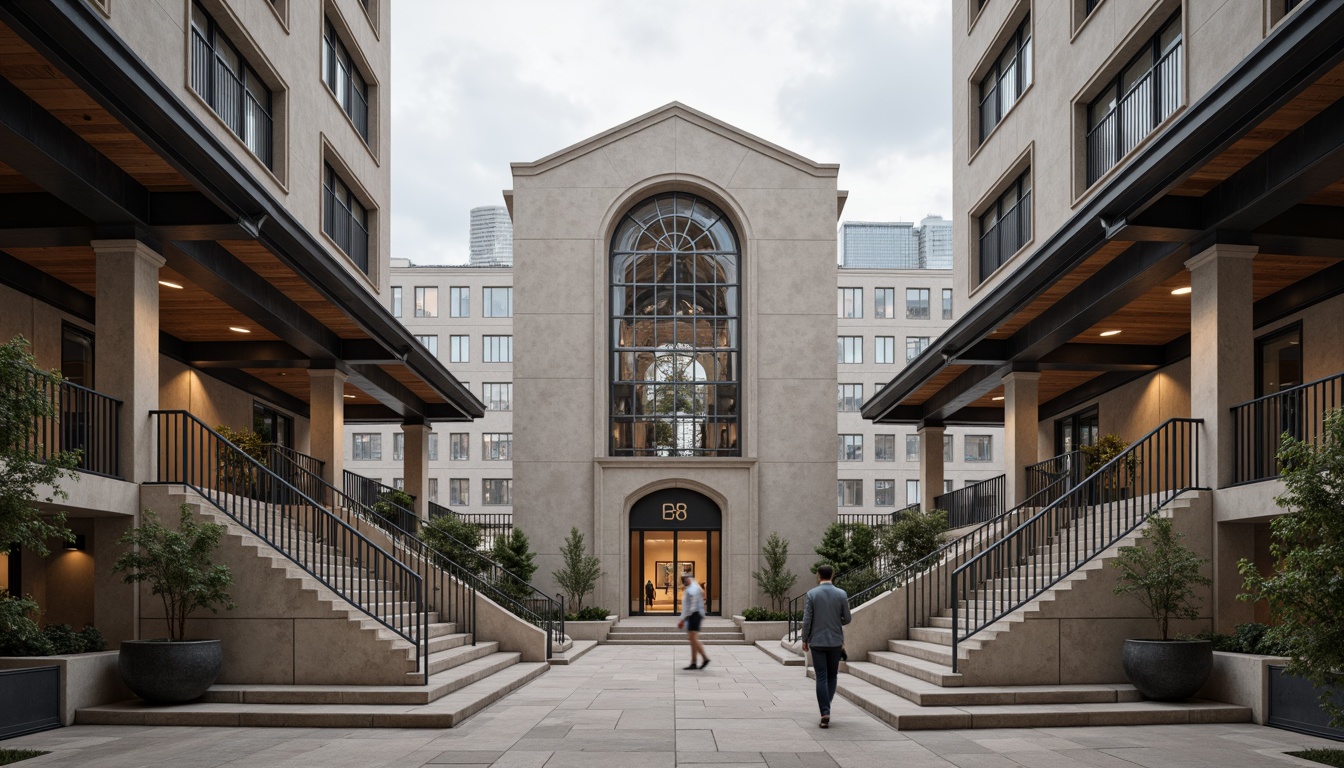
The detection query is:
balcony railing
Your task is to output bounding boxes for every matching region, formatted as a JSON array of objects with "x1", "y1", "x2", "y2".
[
  {"x1": 22, "y1": 374, "x2": 122, "y2": 479},
  {"x1": 835, "y1": 502, "x2": 920, "y2": 533},
  {"x1": 1086, "y1": 42, "x2": 1182, "y2": 186},
  {"x1": 978, "y1": 191, "x2": 1030, "y2": 281},
  {"x1": 323, "y1": 183, "x2": 370, "y2": 273},
  {"x1": 190, "y1": 29, "x2": 273, "y2": 168},
  {"x1": 935, "y1": 475, "x2": 1006, "y2": 528},
  {"x1": 1232, "y1": 372, "x2": 1344, "y2": 485},
  {"x1": 428, "y1": 502, "x2": 514, "y2": 551}
]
